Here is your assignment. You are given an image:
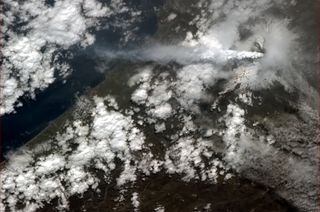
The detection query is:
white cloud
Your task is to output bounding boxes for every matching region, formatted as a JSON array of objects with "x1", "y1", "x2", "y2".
[
  {"x1": 35, "y1": 154, "x2": 65, "y2": 175},
  {"x1": 180, "y1": 0, "x2": 310, "y2": 94},
  {"x1": 154, "y1": 205, "x2": 165, "y2": 212},
  {"x1": 164, "y1": 137, "x2": 223, "y2": 182},
  {"x1": 167, "y1": 13, "x2": 177, "y2": 22},
  {"x1": 131, "y1": 192, "x2": 140, "y2": 211},
  {"x1": 1, "y1": 0, "x2": 138, "y2": 115},
  {"x1": 129, "y1": 64, "x2": 229, "y2": 115},
  {"x1": 0, "y1": 92, "x2": 230, "y2": 211},
  {"x1": 131, "y1": 88, "x2": 149, "y2": 105},
  {"x1": 222, "y1": 104, "x2": 246, "y2": 168},
  {"x1": 175, "y1": 64, "x2": 230, "y2": 111},
  {"x1": 135, "y1": 44, "x2": 263, "y2": 65},
  {"x1": 154, "y1": 122, "x2": 166, "y2": 133},
  {"x1": 1, "y1": 0, "x2": 317, "y2": 211},
  {"x1": 0, "y1": 95, "x2": 147, "y2": 211}
]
